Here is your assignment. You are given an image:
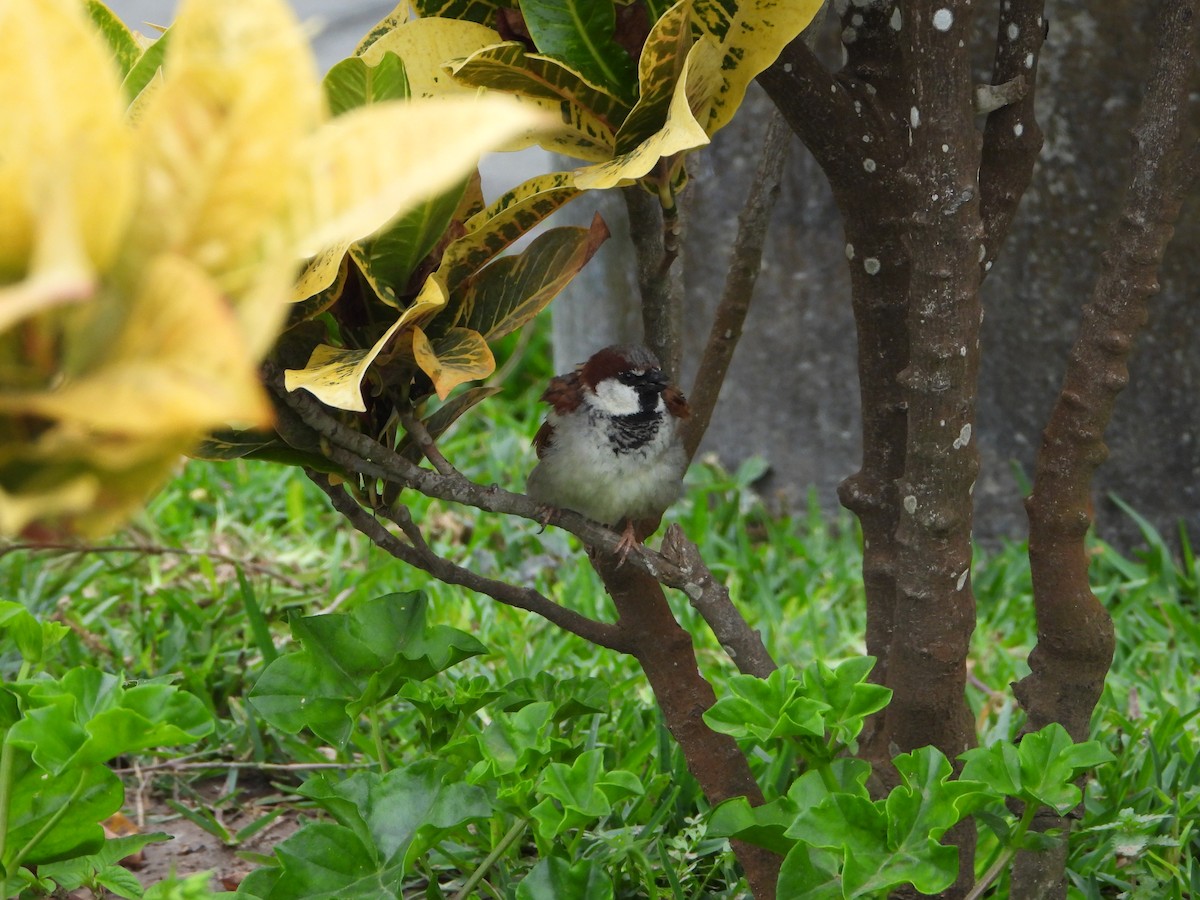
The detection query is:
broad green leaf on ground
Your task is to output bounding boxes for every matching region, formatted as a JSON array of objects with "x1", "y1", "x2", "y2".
[
  {"x1": 519, "y1": 0, "x2": 638, "y2": 102},
  {"x1": 0, "y1": 600, "x2": 69, "y2": 664},
  {"x1": 457, "y1": 215, "x2": 610, "y2": 340},
  {"x1": 356, "y1": 16, "x2": 500, "y2": 97},
  {"x1": 530, "y1": 749, "x2": 643, "y2": 845},
  {"x1": 350, "y1": 178, "x2": 468, "y2": 306},
  {"x1": 517, "y1": 855, "x2": 615, "y2": 900},
  {"x1": 249, "y1": 592, "x2": 486, "y2": 746},
  {"x1": 324, "y1": 51, "x2": 409, "y2": 117},
  {"x1": 7, "y1": 667, "x2": 213, "y2": 773},
  {"x1": 412, "y1": 326, "x2": 496, "y2": 399},
  {"x1": 448, "y1": 42, "x2": 623, "y2": 160},
  {"x1": 2, "y1": 754, "x2": 122, "y2": 868},
  {"x1": 284, "y1": 274, "x2": 448, "y2": 411},
  {"x1": 690, "y1": 0, "x2": 825, "y2": 136},
  {"x1": 241, "y1": 763, "x2": 489, "y2": 898},
  {"x1": 37, "y1": 832, "x2": 172, "y2": 893},
  {"x1": 573, "y1": 36, "x2": 713, "y2": 189},
  {"x1": 703, "y1": 665, "x2": 828, "y2": 745},
  {"x1": 960, "y1": 723, "x2": 1115, "y2": 815},
  {"x1": 438, "y1": 171, "x2": 583, "y2": 292}
]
